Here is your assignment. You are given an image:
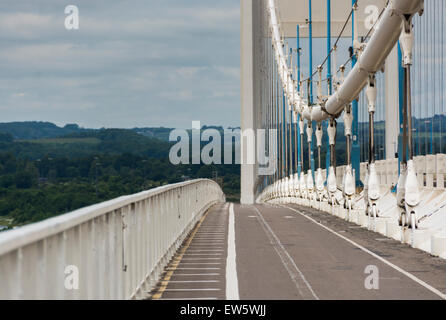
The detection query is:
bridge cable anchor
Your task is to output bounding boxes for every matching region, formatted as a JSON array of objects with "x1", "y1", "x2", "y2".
[
  {"x1": 327, "y1": 118, "x2": 338, "y2": 214},
  {"x1": 299, "y1": 118, "x2": 307, "y2": 203},
  {"x1": 365, "y1": 74, "x2": 380, "y2": 232},
  {"x1": 343, "y1": 104, "x2": 355, "y2": 221},
  {"x1": 306, "y1": 121, "x2": 315, "y2": 207},
  {"x1": 315, "y1": 122, "x2": 325, "y2": 209},
  {"x1": 399, "y1": 17, "x2": 420, "y2": 244}
]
